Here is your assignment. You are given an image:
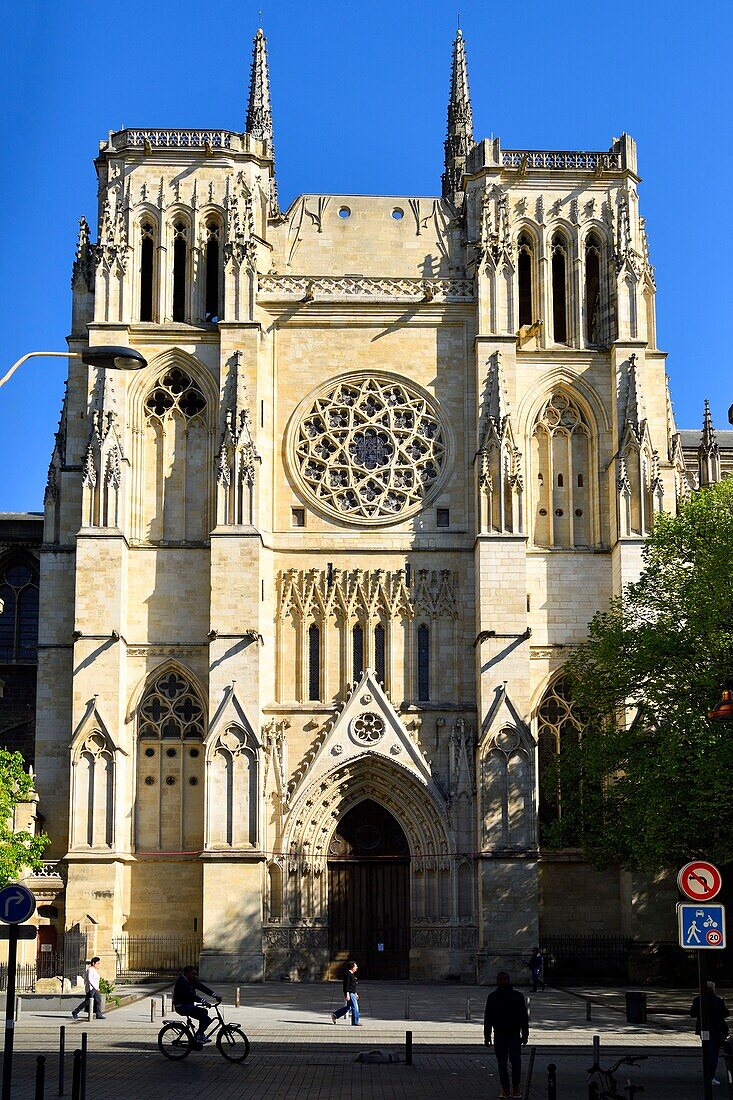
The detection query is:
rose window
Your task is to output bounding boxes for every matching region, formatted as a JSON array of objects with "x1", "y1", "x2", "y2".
[
  {"x1": 287, "y1": 373, "x2": 451, "y2": 524},
  {"x1": 351, "y1": 712, "x2": 386, "y2": 745}
]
